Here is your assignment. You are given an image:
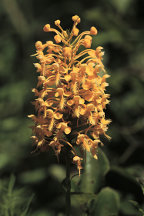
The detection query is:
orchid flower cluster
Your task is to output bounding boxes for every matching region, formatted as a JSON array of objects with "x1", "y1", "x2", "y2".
[{"x1": 29, "y1": 15, "x2": 111, "y2": 175}]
